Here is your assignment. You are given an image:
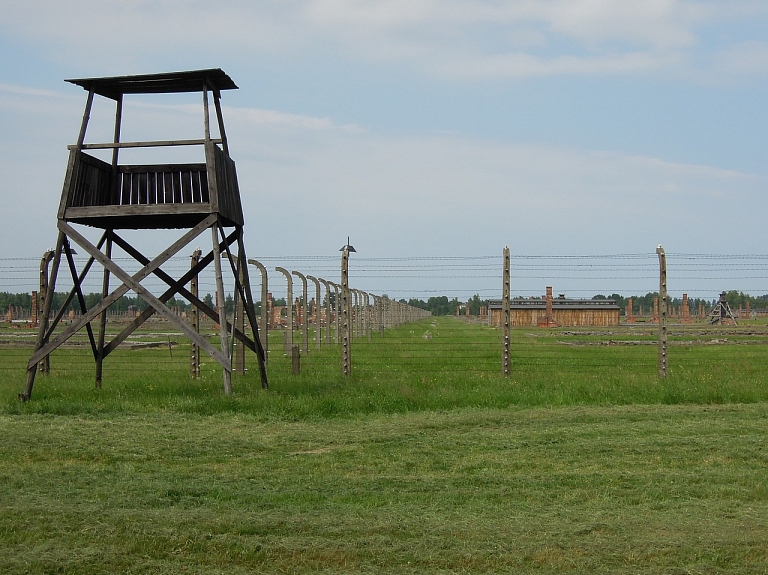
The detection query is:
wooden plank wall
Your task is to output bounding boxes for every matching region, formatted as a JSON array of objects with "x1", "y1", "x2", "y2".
[{"x1": 490, "y1": 308, "x2": 620, "y2": 327}]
